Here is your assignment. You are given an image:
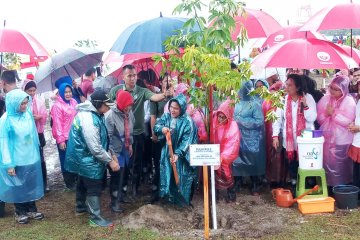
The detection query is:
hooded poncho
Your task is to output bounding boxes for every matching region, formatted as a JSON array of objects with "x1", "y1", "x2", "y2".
[
  {"x1": 317, "y1": 75, "x2": 356, "y2": 186},
  {"x1": 0, "y1": 89, "x2": 44, "y2": 203}
]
